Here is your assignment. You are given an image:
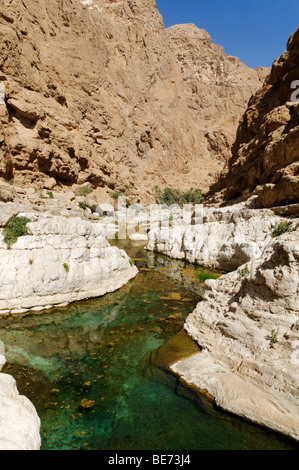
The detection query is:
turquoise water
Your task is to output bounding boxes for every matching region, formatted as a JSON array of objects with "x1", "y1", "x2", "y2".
[{"x1": 0, "y1": 240, "x2": 297, "y2": 450}]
